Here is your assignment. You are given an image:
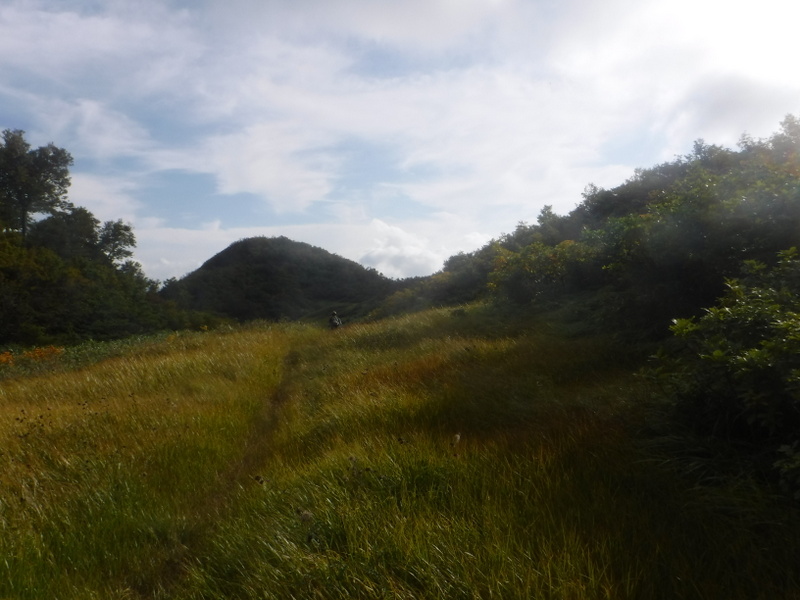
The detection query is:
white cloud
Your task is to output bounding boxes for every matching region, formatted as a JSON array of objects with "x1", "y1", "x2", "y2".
[
  {"x1": 0, "y1": 2, "x2": 197, "y2": 89},
  {"x1": 150, "y1": 61, "x2": 630, "y2": 220},
  {"x1": 200, "y1": 0, "x2": 509, "y2": 51},
  {"x1": 358, "y1": 219, "x2": 445, "y2": 278},
  {"x1": 151, "y1": 123, "x2": 340, "y2": 213},
  {"x1": 546, "y1": 0, "x2": 800, "y2": 159},
  {"x1": 66, "y1": 100, "x2": 153, "y2": 160},
  {"x1": 4, "y1": 0, "x2": 800, "y2": 283},
  {"x1": 68, "y1": 173, "x2": 143, "y2": 222}
]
